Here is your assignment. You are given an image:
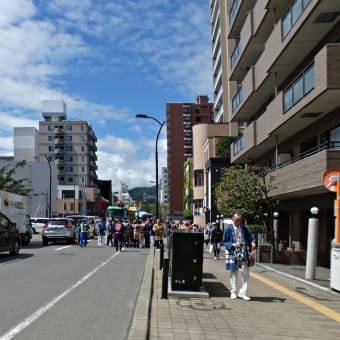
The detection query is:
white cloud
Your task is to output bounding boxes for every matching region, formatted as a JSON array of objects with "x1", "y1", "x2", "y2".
[{"x1": 0, "y1": 0, "x2": 211, "y2": 191}]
